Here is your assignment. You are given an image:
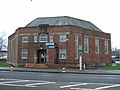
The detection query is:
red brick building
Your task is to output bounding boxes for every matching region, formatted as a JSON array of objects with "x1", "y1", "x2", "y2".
[{"x1": 8, "y1": 16, "x2": 111, "y2": 67}]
